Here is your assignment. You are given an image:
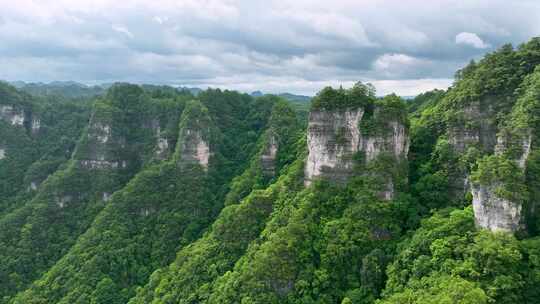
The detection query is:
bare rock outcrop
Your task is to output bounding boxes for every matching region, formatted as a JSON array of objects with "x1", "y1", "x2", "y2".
[
  {"x1": 0, "y1": 105, "x2": 25, "y2": 126},
  {"x1": 304, "y1": 109, "x2": 364, "y2": 186},
  {"x1": 304, "y1": 106, "x2": 409, "y2": 199},
  {"x1": 178, "y1": 129, "x2": 211, "y2": 170},
  {"x1": 448, "y1": 100, "x2": 498, "y2": 154},
  {"x1": 261, "y1": 134, "x2": 278, "y2": 178},
  {"x1": 77, "y1": 113, "x2": 128, "y2": 170},
  {"x1": 175, "y1": 101, "x2": 215, "y2": 171},
  {"x1": 472, "y1": 182, "x2": 523, "y2": 232}
]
